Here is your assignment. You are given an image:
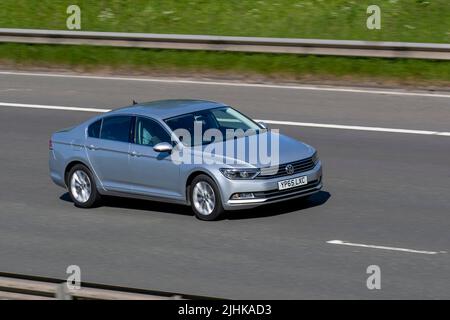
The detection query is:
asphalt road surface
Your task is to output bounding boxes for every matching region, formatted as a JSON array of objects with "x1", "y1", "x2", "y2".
[{"x1": 0, "y1": 71, "x2": 449, "y2": 299}]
